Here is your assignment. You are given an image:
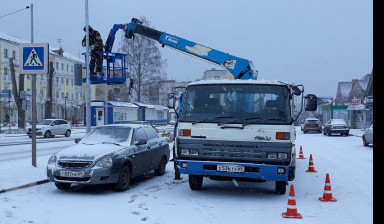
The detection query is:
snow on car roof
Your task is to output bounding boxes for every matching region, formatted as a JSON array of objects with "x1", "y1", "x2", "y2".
[{"x1": 330, "y1": 119, "x2": 347, "y2": 124}]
